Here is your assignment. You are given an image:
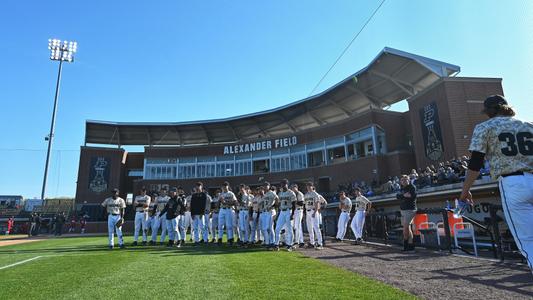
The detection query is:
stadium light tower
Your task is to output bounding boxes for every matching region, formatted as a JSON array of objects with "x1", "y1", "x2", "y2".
[{"x1": 40, "y1": 39, "x2": 78, "y2": 200}]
